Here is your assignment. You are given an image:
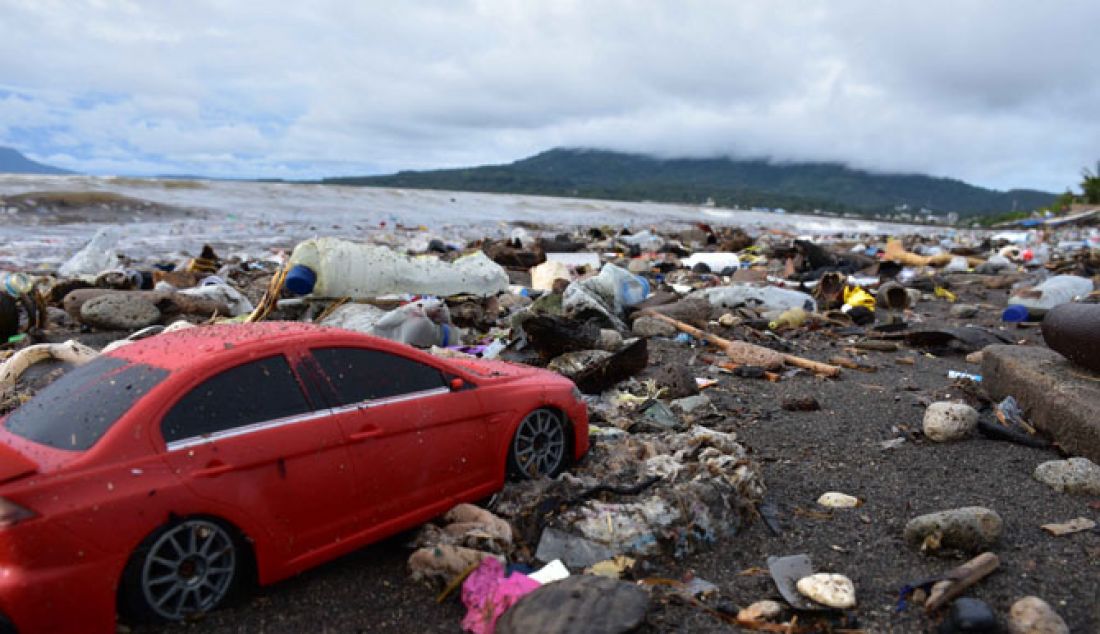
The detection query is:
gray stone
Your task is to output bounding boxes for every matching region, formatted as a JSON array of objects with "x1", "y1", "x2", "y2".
[
  {"x1": 631, "y1": 315, "x2": 678, "y2": 338},
  {"x1": 79, "y1": 293, "x2": 161, "y2": 330},
  {"x1": 903, "y1": 506, "x2": 1003, "y2": 553},
  {"x1": 1008, "y1": 596, "x2": 1069, "y2": 634},
  {"x1": 922, "y1": 402, "x2": 979, "y2": 442},
  {"x1": 1032, "y1": 457, "x2": 1100, "y2": 496},
  {"x1": 983, "y1": 345, "x2": 1100, "y2": 464},
  {"x1": 950, "y1": 303, "x2": 980, "y2": 319},
  {"x1": 496, "y1": 574, "x2": 650, "y2": 634}
]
